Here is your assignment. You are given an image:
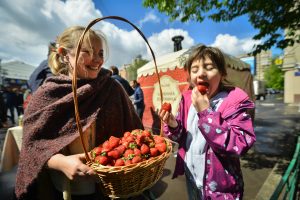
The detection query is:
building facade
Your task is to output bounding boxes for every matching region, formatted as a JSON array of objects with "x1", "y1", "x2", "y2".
[{"x1": 282, "y1": 42, "x2": 300, "y2": 103}]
